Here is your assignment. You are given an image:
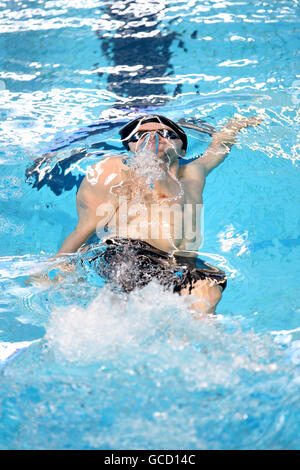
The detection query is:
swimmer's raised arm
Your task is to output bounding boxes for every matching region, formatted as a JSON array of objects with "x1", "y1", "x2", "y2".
[{"x1": 199, "y1": 116, "x2": 263, "y2": 175}]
